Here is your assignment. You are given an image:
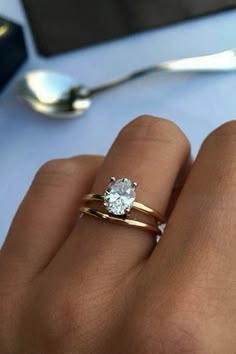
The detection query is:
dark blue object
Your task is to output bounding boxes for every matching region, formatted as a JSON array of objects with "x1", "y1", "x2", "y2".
[{"x1": 0, "y1": 17, "x2": 27, "y2": 92}]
